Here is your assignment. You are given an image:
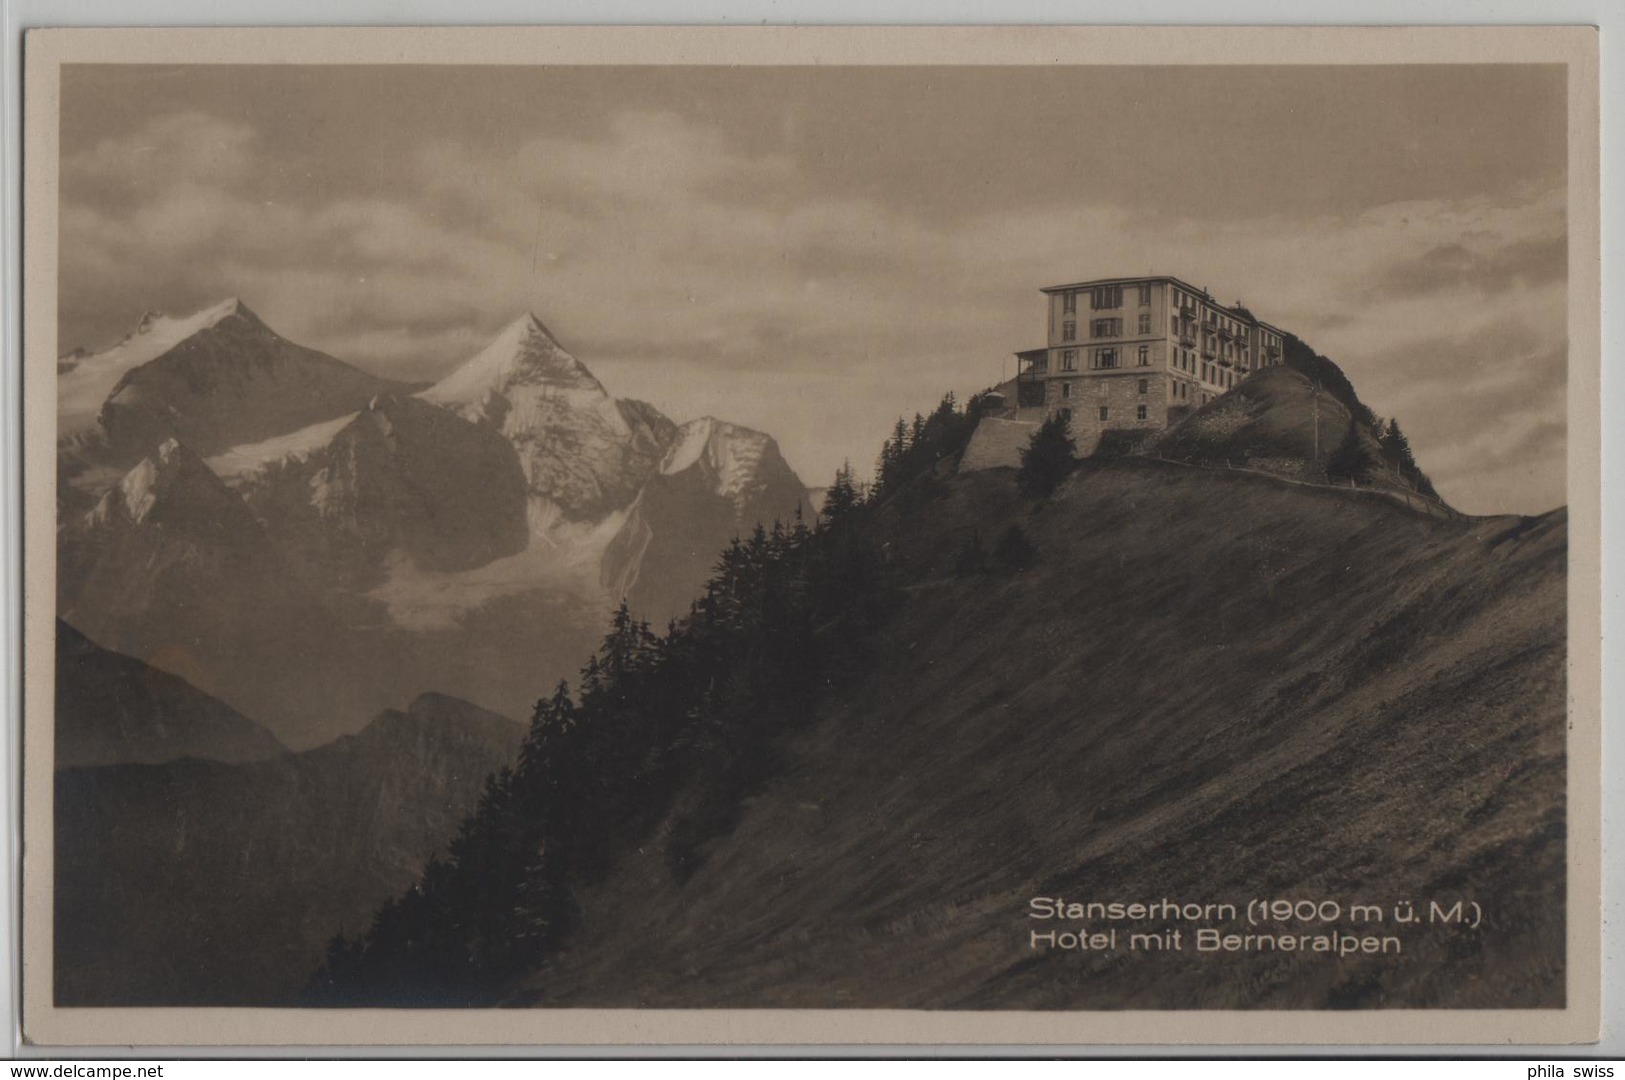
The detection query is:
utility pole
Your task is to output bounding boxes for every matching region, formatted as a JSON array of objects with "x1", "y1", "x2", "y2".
[{"x1": 1311, "y1": 380, "x2": 1321, "y2": 463}]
